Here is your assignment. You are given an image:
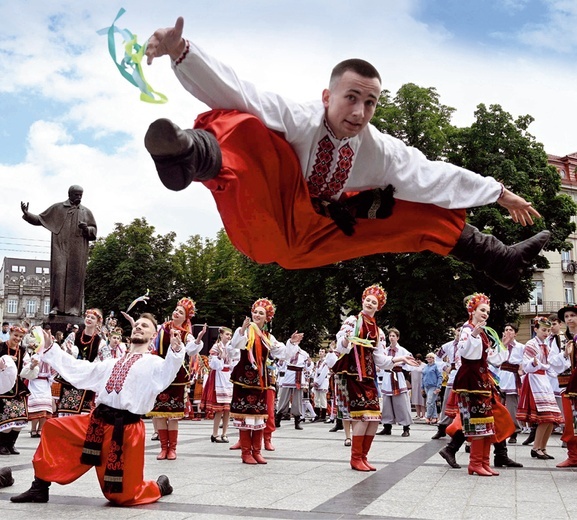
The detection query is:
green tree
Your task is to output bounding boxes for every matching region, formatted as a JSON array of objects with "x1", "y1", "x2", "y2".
[
  {"x1": 85, "y1": 218, "x2": 177, "y2": 324},
  {"x1": 446, "y1": 104, "x2": 577, "y2": 328},
  {"x1": 246, "y1": 263, "x2": 343, "y2": 354},
  {"x1": 374, "y1": 83, "x2": 456, "y2": 160},
  {"x1": 202, "y1": 229, "x2": 254, "y2": 327}
]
